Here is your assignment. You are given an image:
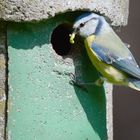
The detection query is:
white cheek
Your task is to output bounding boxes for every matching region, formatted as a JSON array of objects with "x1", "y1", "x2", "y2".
[{"x1": 80, "y1": 25, "x2": 96, "y2": 36}]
